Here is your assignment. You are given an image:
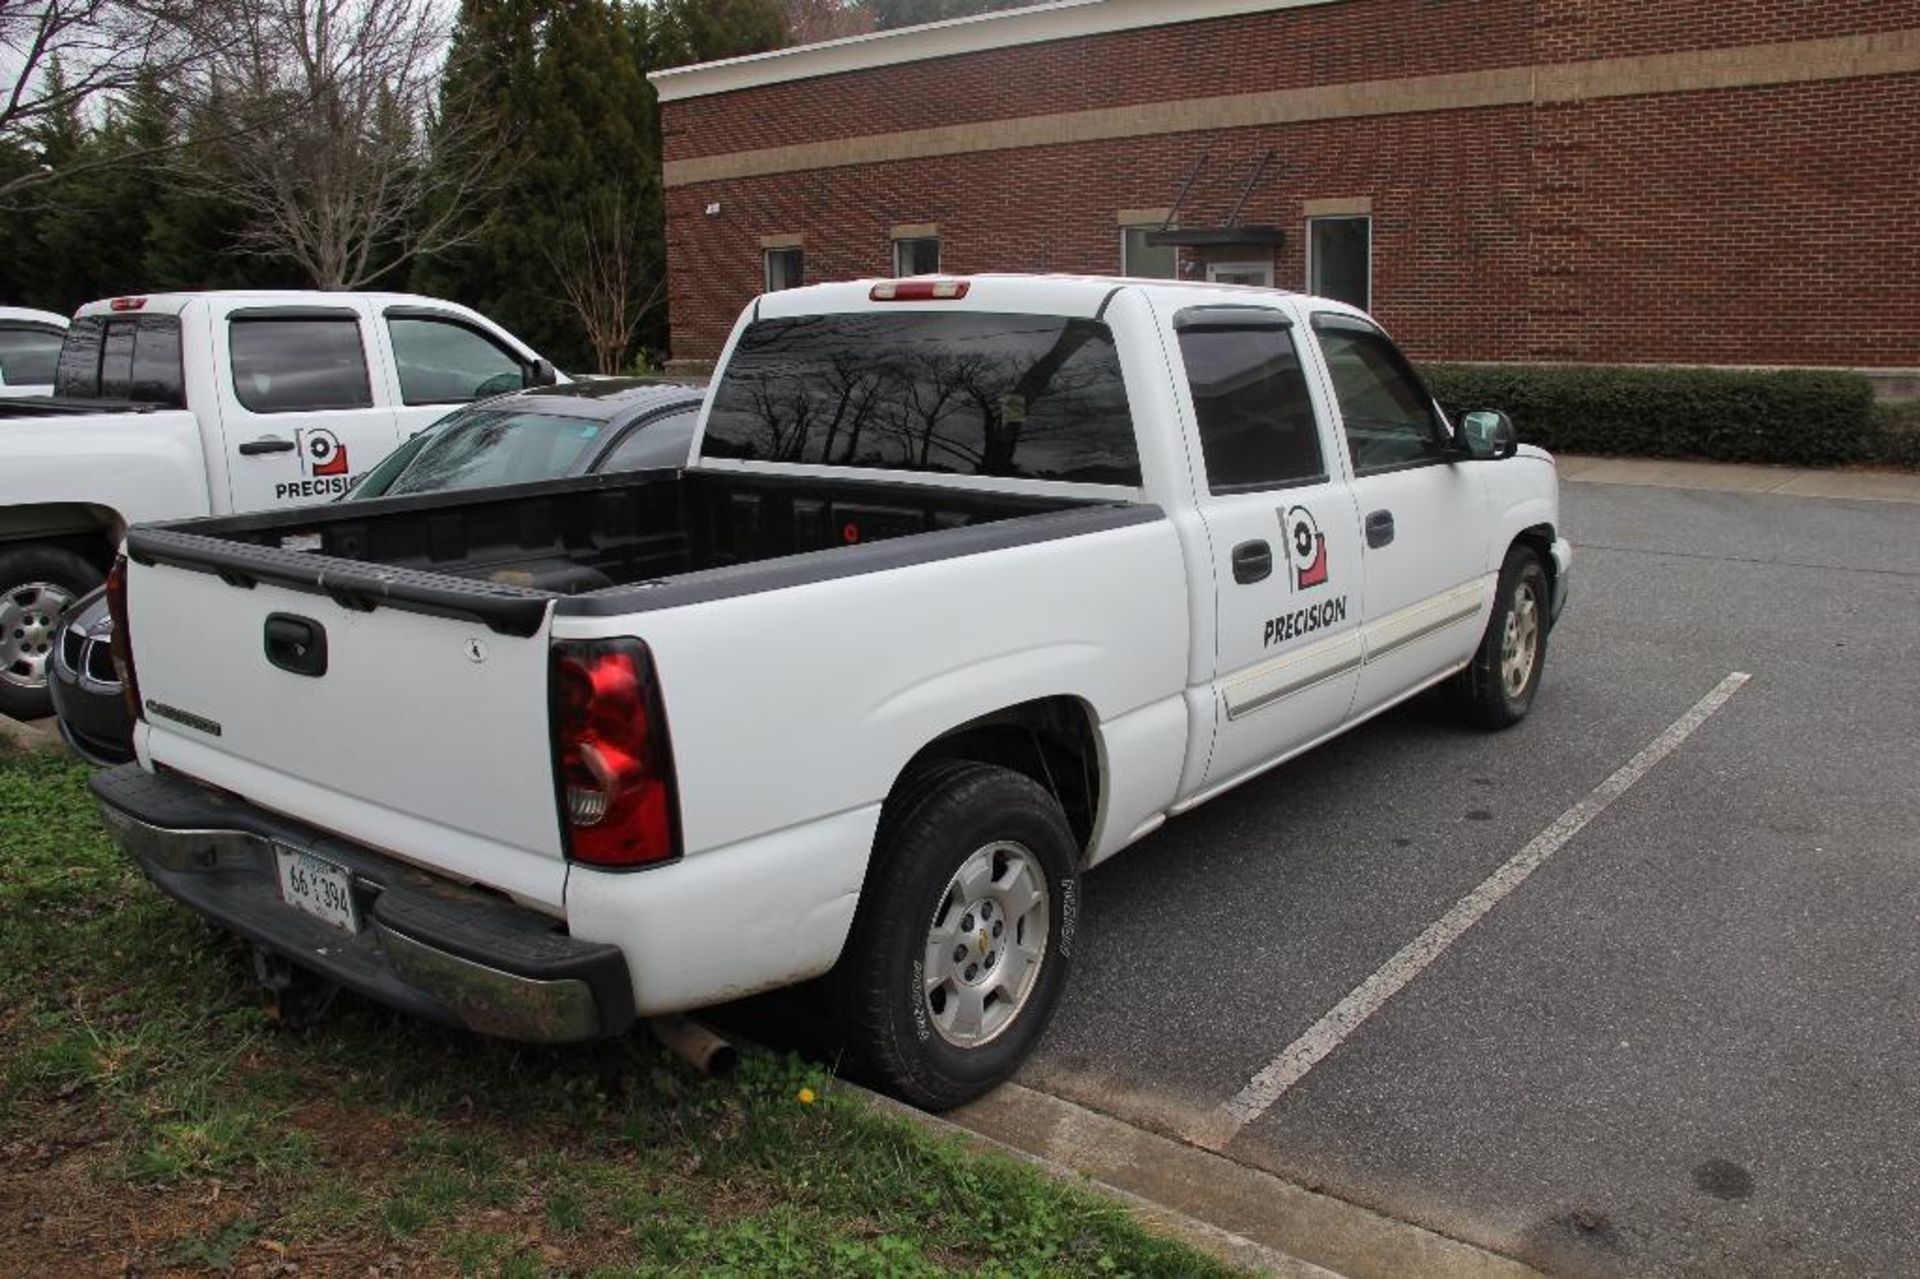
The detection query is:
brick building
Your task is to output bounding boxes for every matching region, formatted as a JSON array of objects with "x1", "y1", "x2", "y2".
[{"x1": 651, "y1": 0, "x2": 1919, "y2": 380}]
